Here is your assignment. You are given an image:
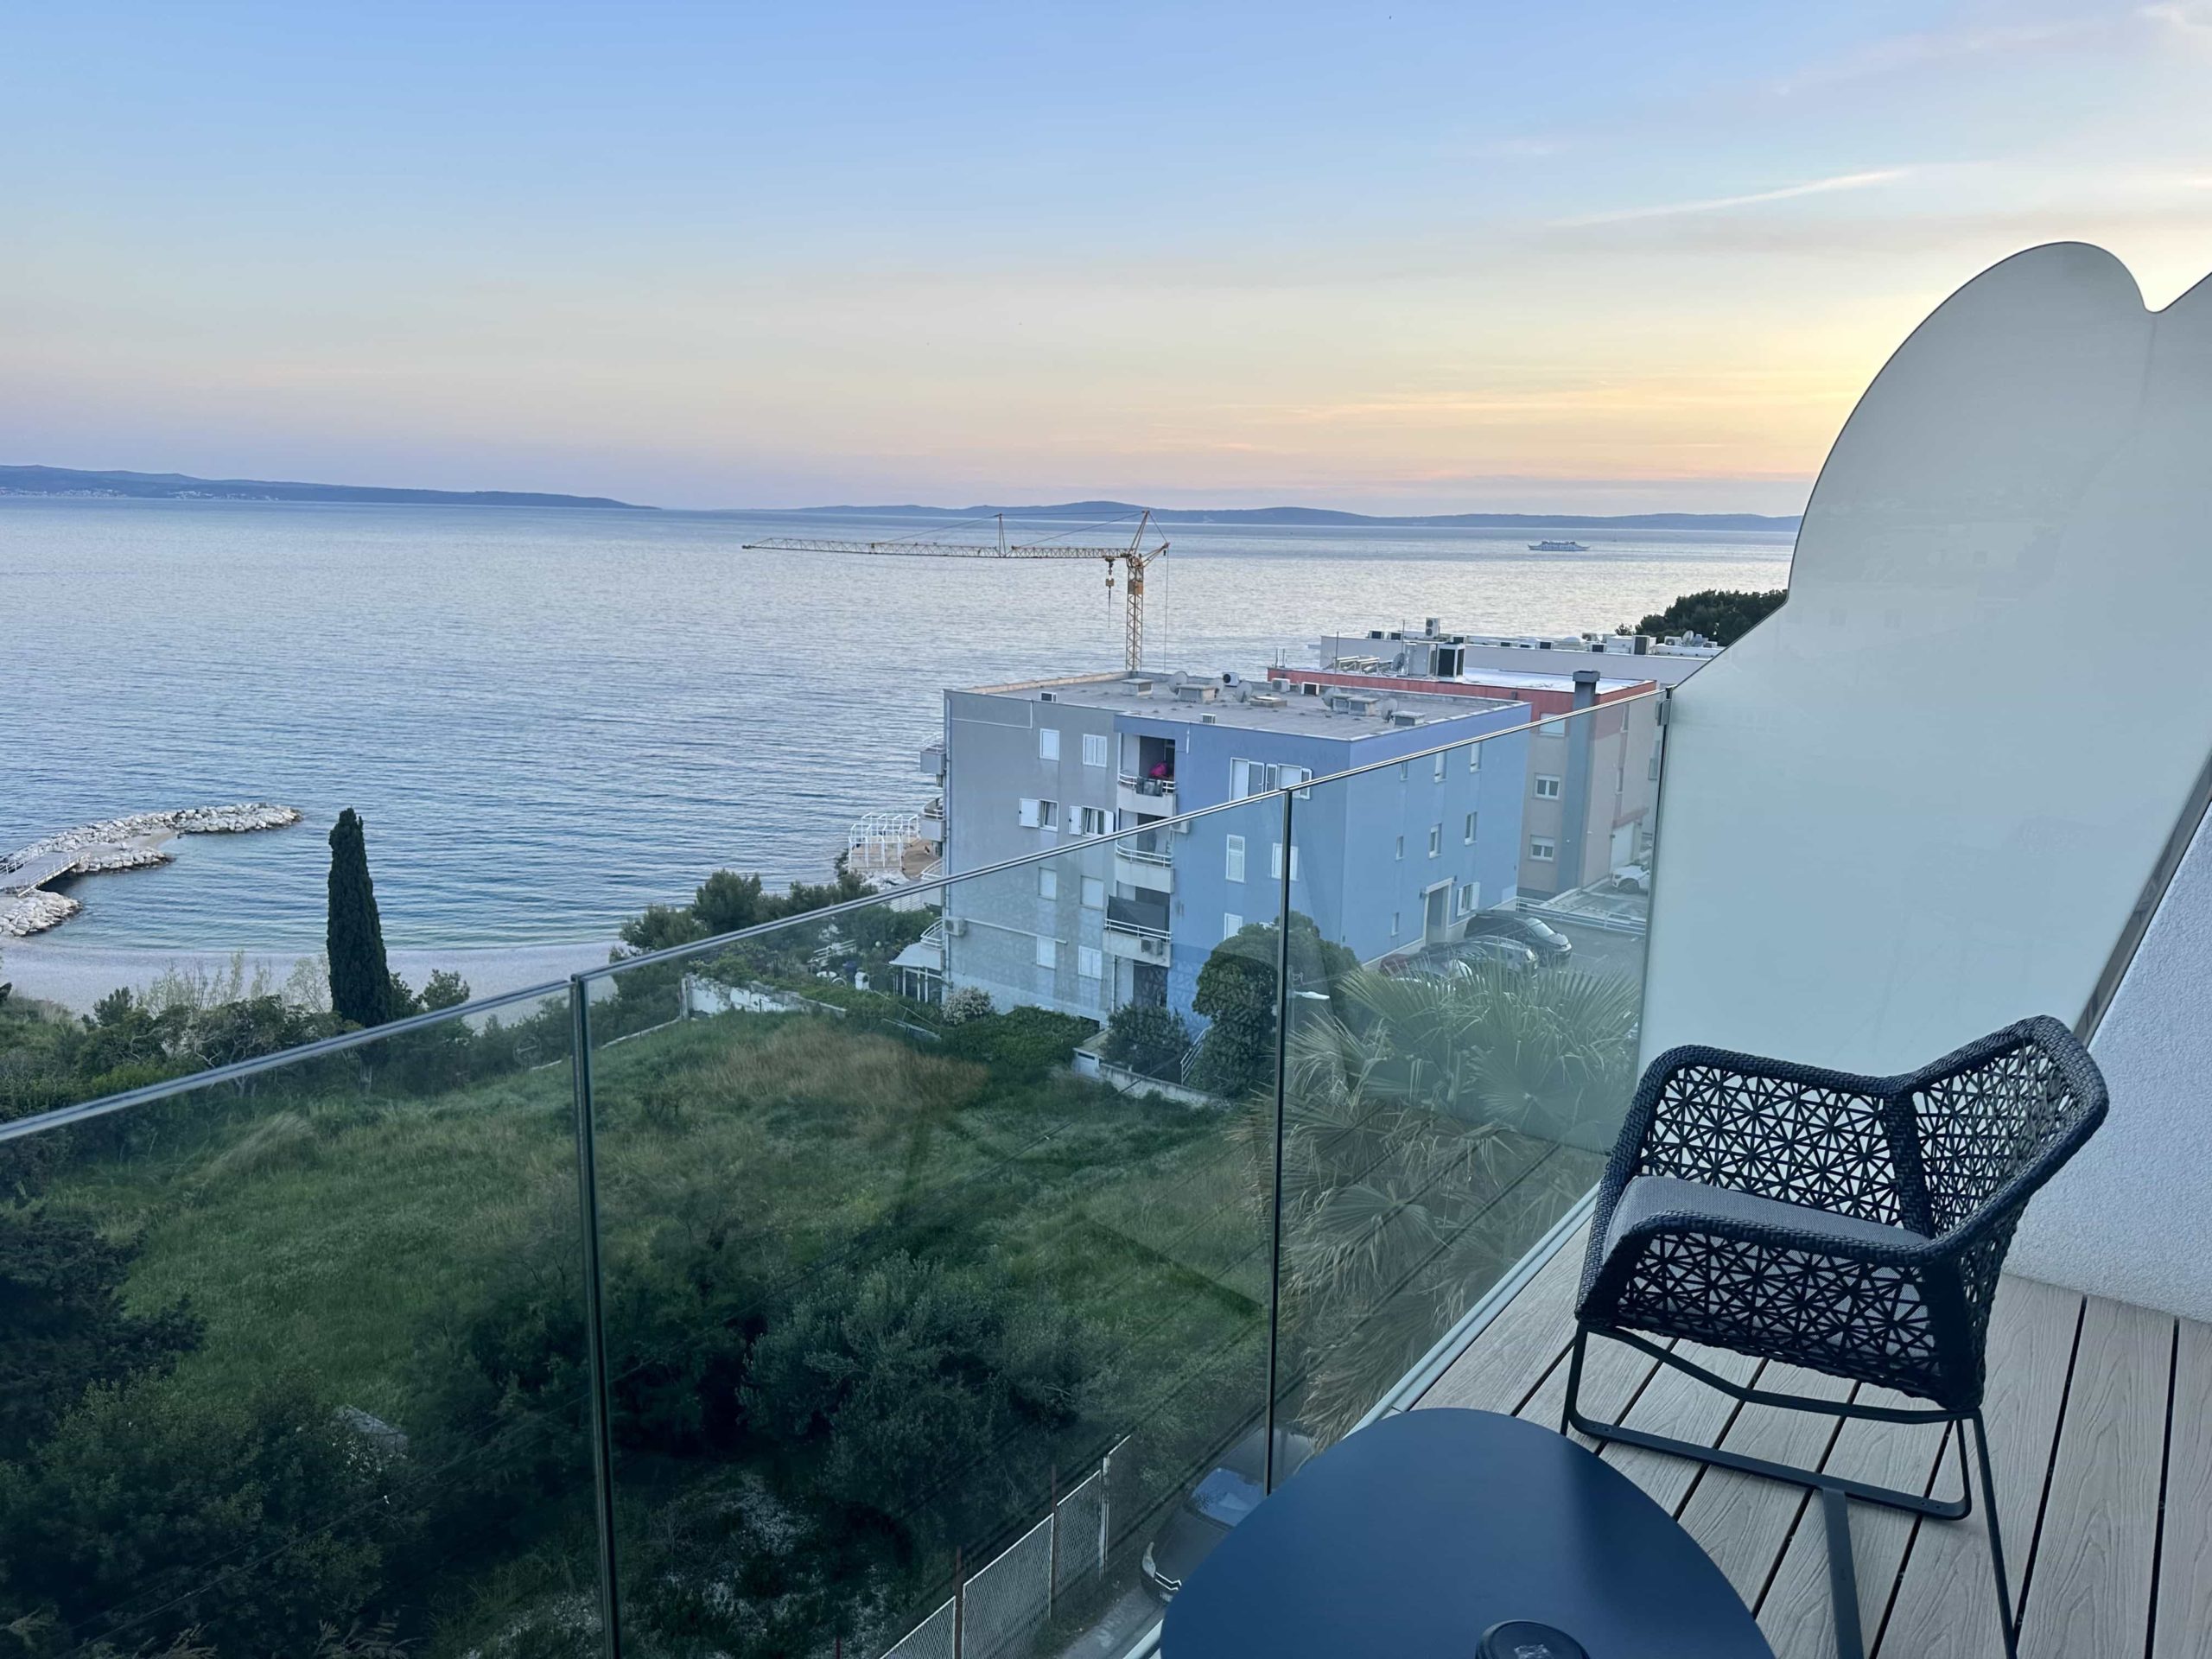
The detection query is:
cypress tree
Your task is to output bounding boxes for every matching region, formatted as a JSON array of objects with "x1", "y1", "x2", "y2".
[{"x1": 327, "y1": 808, "x2": 396, "y2": 1027}]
